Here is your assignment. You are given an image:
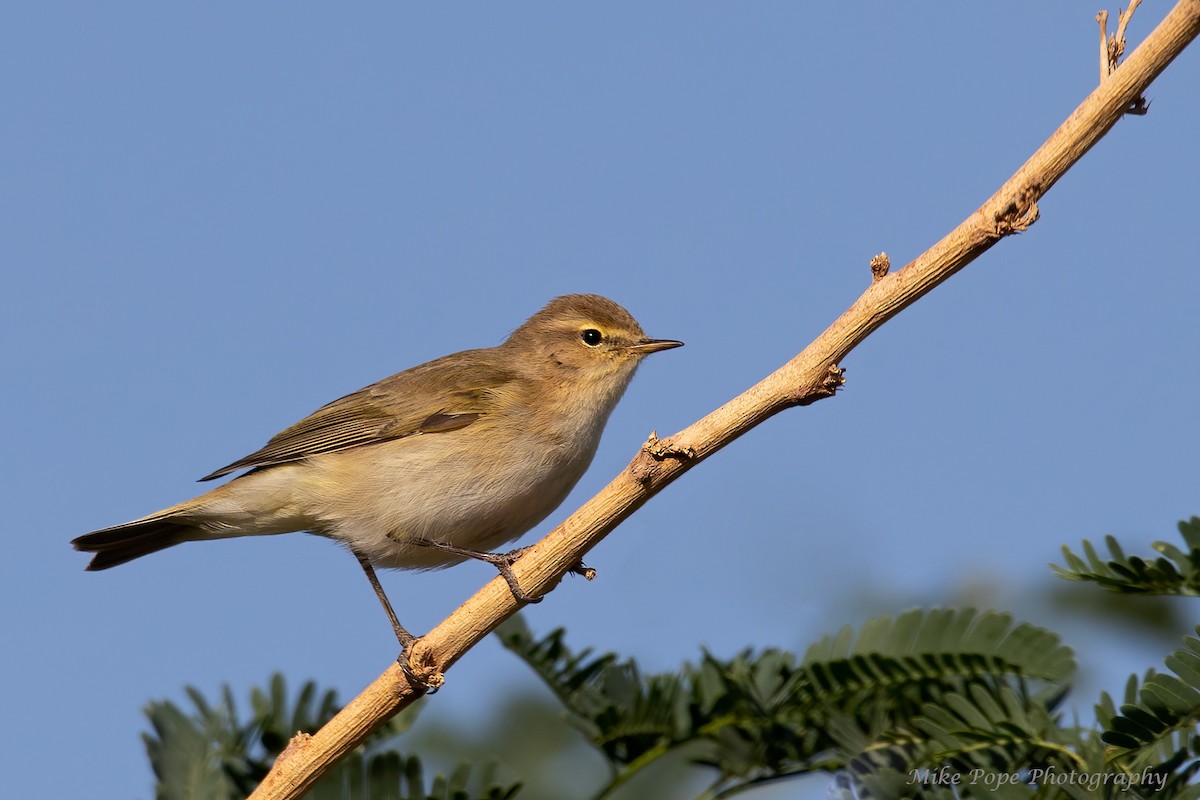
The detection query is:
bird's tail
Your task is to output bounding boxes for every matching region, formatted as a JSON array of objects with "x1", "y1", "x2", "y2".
[
  {"x1": 74, "y1": 467, "x2": 311, "y2": 570},
  {"x1": 72, "y1": 511, "x2": 207, "y2": 571}
]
